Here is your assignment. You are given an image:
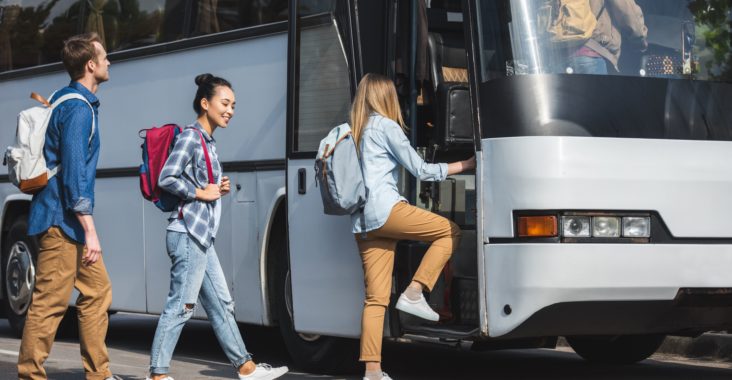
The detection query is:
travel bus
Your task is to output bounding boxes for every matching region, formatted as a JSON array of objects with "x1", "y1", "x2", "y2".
[{"x1": 1, "y1": 0, "x2": 731, "y2": 370}]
